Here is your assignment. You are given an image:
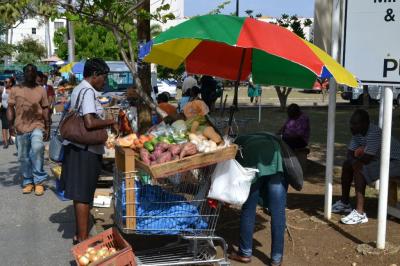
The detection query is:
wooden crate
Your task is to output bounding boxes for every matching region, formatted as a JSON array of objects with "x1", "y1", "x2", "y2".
[
  {"x1": 135, "y1": 144, "x2": 238, "y2": 179},
  {"x1": 115, "y1": 146, "x2": 136, "y2": 230}
]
